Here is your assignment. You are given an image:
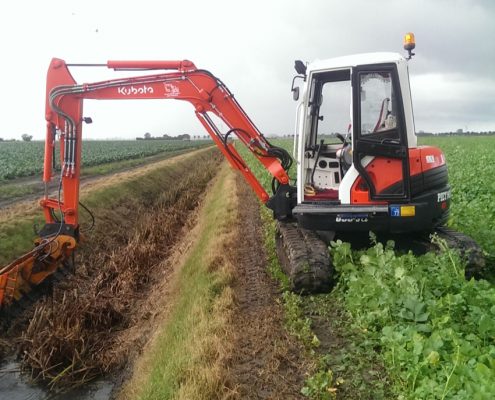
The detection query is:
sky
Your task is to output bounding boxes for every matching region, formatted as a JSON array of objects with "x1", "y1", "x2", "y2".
[{"x1": 0, "y1": 0, "x2": 494, "y2": 140}]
